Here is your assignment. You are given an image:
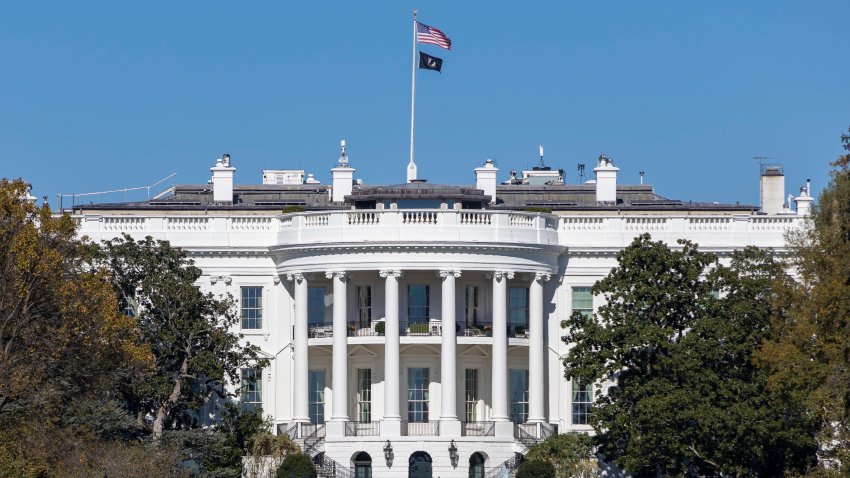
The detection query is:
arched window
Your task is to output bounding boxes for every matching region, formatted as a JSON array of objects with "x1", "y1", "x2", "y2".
[
  {"x1": 468, "y1": 452, "x2": 485, "y2": 478},
  {"x1": 354, "y1": 452, "x2": 372, "y2": 478},
  {"x1": 409, "y1": 451, "x2": 432, "y2": 478}
]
